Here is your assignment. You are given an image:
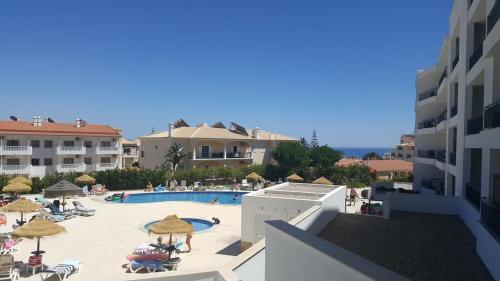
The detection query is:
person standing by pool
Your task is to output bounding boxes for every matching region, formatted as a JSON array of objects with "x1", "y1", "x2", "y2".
[
  {"x1": 186, "y1": 232, "x2": 192, "y2": 252},
  {"x1": 145, "y1": 182, "x2": 153, "y2": 192}
]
